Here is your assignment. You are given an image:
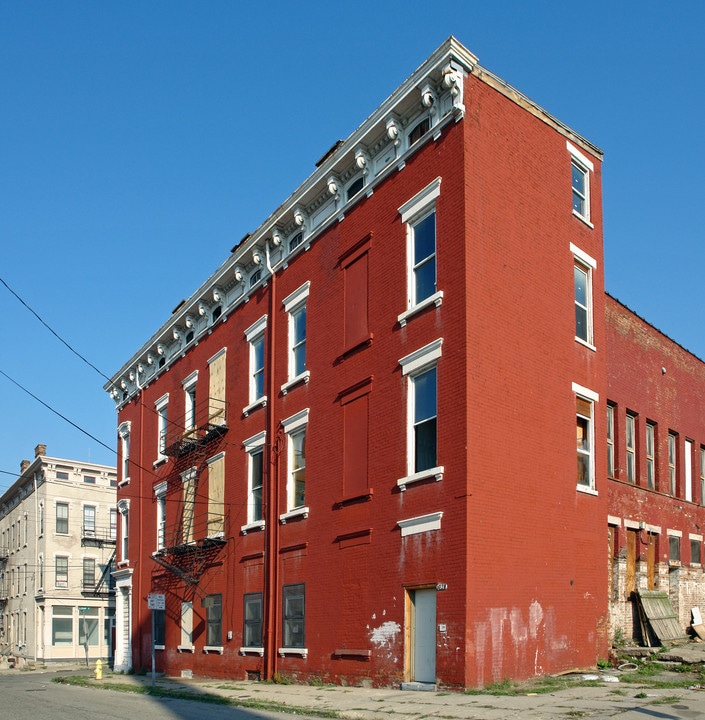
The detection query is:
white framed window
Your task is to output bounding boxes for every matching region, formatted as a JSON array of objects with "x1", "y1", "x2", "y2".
[
  {"x1": 573, "y1": 382, "x2": 599, "y2": 493},
  {"x1": 280, "y1": 409, "x2": 309, "y2": 520},
  {"x1": 154, "y1": 481, "x2": 167, "y2": 551},
  {"x1": 685, "y1": 439, "x2": 693, "y2": 502},
  {"x1": 244, "y1": 316, "x2": 267, "y2": 414},
  {"x1": 668, "y1": 432, "x2": 678, "y2": 496},
  {"x1": 398, "y1": 339, "x2": 444, "y2": 489},
  {"x1": 282, "y1": 282, "x2": 310, "y2": 393},
  {"x1": 55, "y1": 555, "x2": 69, "y2": 588},
  {"x1": 83, "y1": 505, "x2": 96, "y2": 537},
  {"x1": 567, "y1": 141, "x2": 593, "y2": 225},
  {"x1": 110, "y1": 508, "x2": 117, "y2": 541},
  {"x1": 700, "y1": 446, "x2": 705, "y2": 505},
  {"x1": 571, "y1": 244, "x2": 596, "y2": 348},
  {"x1": 626, "y1": 413, "x2": 636, "y2": 483},
  {"x1": 118, "y1": 421, "x2": 131, "y2": 485},
  {"x1": 55, "y1": 502, "x2": 69, "y2": 534},
  {"x1": 183, "y1": 370, "x2": 198, "y2": 432},
  {"x1": 398, "y1": 178, "x2": 443, "y2": 326},
  {"x1": 242, "y1": 431, "x2": 266, "y2": 531},
  {"x1": 155, "y1": 393, "x2": 169, "y2": 461},
  {"x1": 646, "y1": 422, "x2": 656, "y2": 490},
  {"x1": 117, "y1": 499, "x2": 130, "y2": 563}
]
